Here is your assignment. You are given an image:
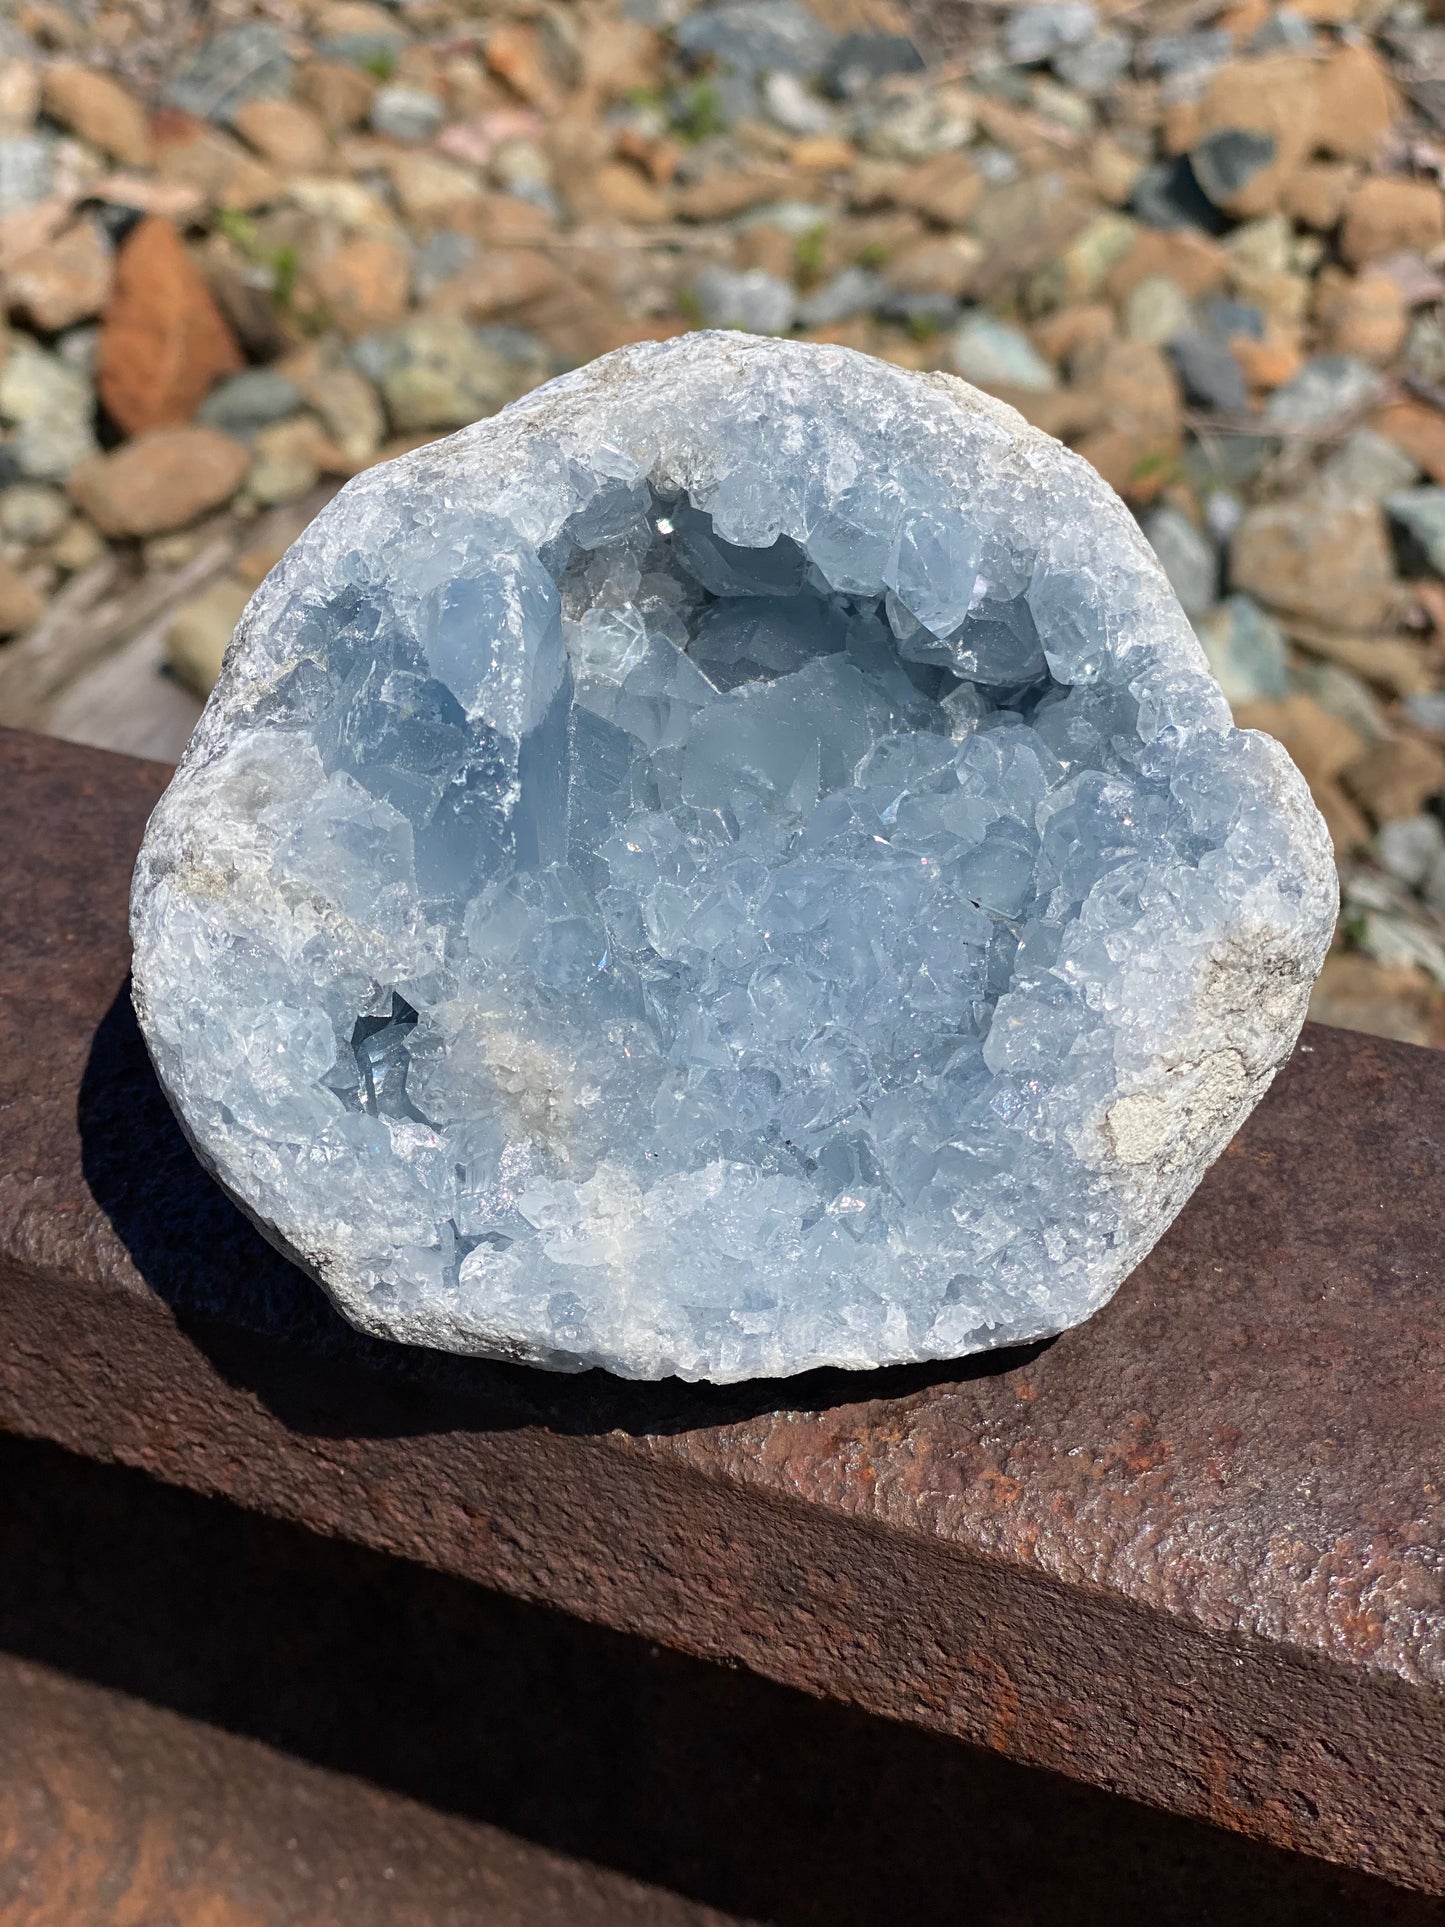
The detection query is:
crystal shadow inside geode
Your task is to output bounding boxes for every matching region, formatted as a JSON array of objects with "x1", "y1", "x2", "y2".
[{"x1": 131, "y1": 335, "x2": 1336, "y2": 1381}]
